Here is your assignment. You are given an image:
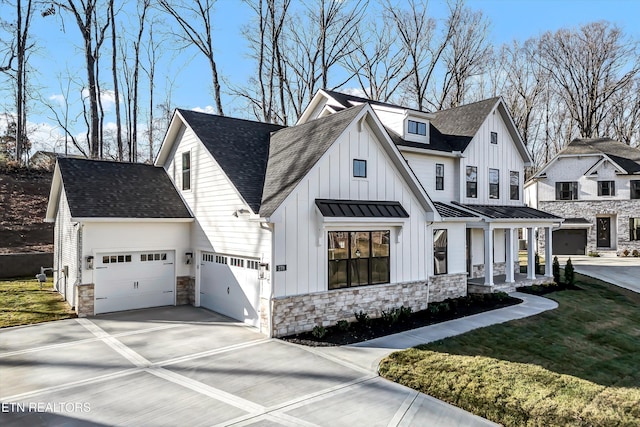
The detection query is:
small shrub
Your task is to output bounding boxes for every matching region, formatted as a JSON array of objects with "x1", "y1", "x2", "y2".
[
  {"x1": 336, "y1": 320, "x2": 350, "y2": 331},
  {"x1": 312, "y1": 325, "x2": 327, "y2": 339},
  {"x1": 564, "y1": 258, "x2": 575, "y2": 286},
  {"x1": 428, "y1": 304, "x2": 441, "y2": 316},
  {"x1": 632, "y1": 249, "x2": 640, "y2": 257},
  {"x1": 381, "y1": 308, "x2": 401, "y2": 325},
  {"x1": 494, "y1": 291, "x2": 508, "y2": 302},
  {"x1": 398, "y1": 306, "x2": 413, "y2": 320},
  {"x1": 552, "y1": 256, "x2": 560, "y2": 284},
  {"x1": 621, "y1": 248, "x2": 630, "y2": 257},
  {"x1": 588, "y1": 250, "x2": 600, "y2": 257},
  {"x1": 354, "y1": 310, "x2": 370, "y2": 325}
]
